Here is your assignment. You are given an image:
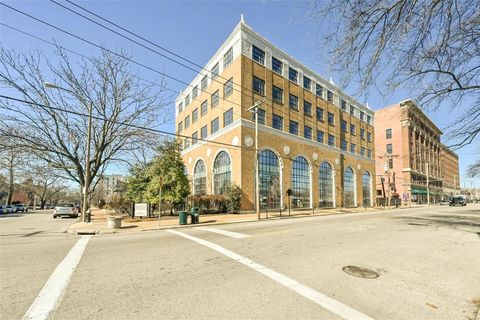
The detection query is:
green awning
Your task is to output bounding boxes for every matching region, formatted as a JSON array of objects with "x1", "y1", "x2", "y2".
[{"x1": 411, "y1": 188, "x2": 427, "y2": 195}]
